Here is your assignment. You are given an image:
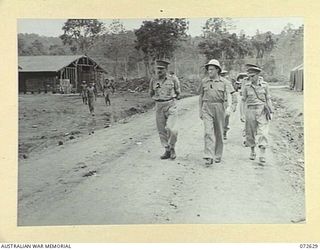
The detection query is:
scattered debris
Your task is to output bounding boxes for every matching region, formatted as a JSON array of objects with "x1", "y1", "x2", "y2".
[
  {"x1": 69, "y1": 135, "x2": 75, "y2": 140},
  {"x1": 82, "y1": 170, "x2": 97, "y2": 177}
]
